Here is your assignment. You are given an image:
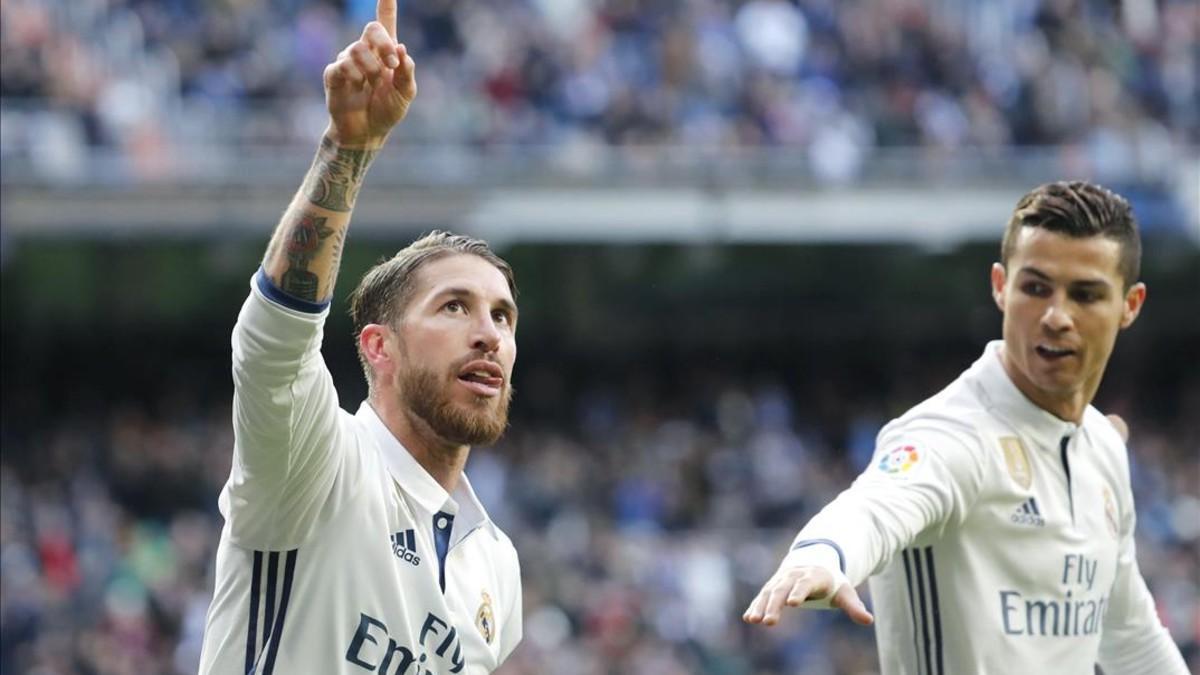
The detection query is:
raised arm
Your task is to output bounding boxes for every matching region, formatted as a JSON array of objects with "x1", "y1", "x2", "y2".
[
  {"x1": 261, "y1": 0, "x2": 415, "y2": 304},
  {"x1": 224, "y1": 2, "x2": 417, "y2": 550}
]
